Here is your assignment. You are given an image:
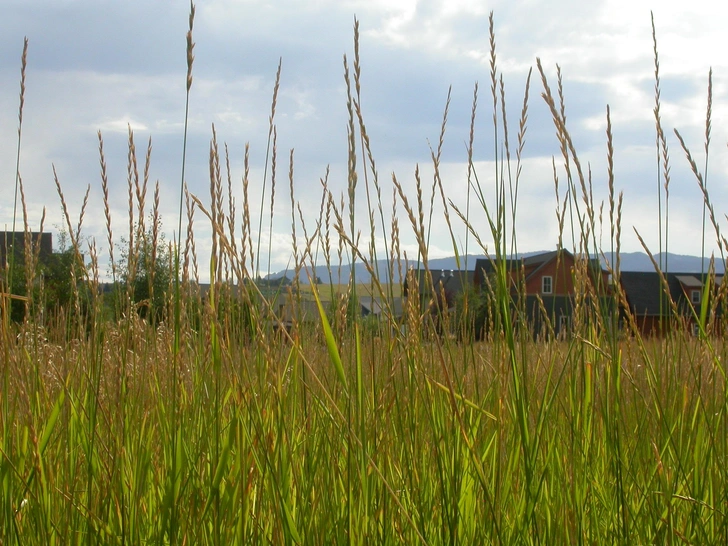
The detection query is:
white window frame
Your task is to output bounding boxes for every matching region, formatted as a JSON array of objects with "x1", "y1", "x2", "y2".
[
  {"x1": 541, "y1": 276, "x2": 553, "y2": 294},
  {"x1": 691, "y1": 289, "x2": 701, "y2": 305}
]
